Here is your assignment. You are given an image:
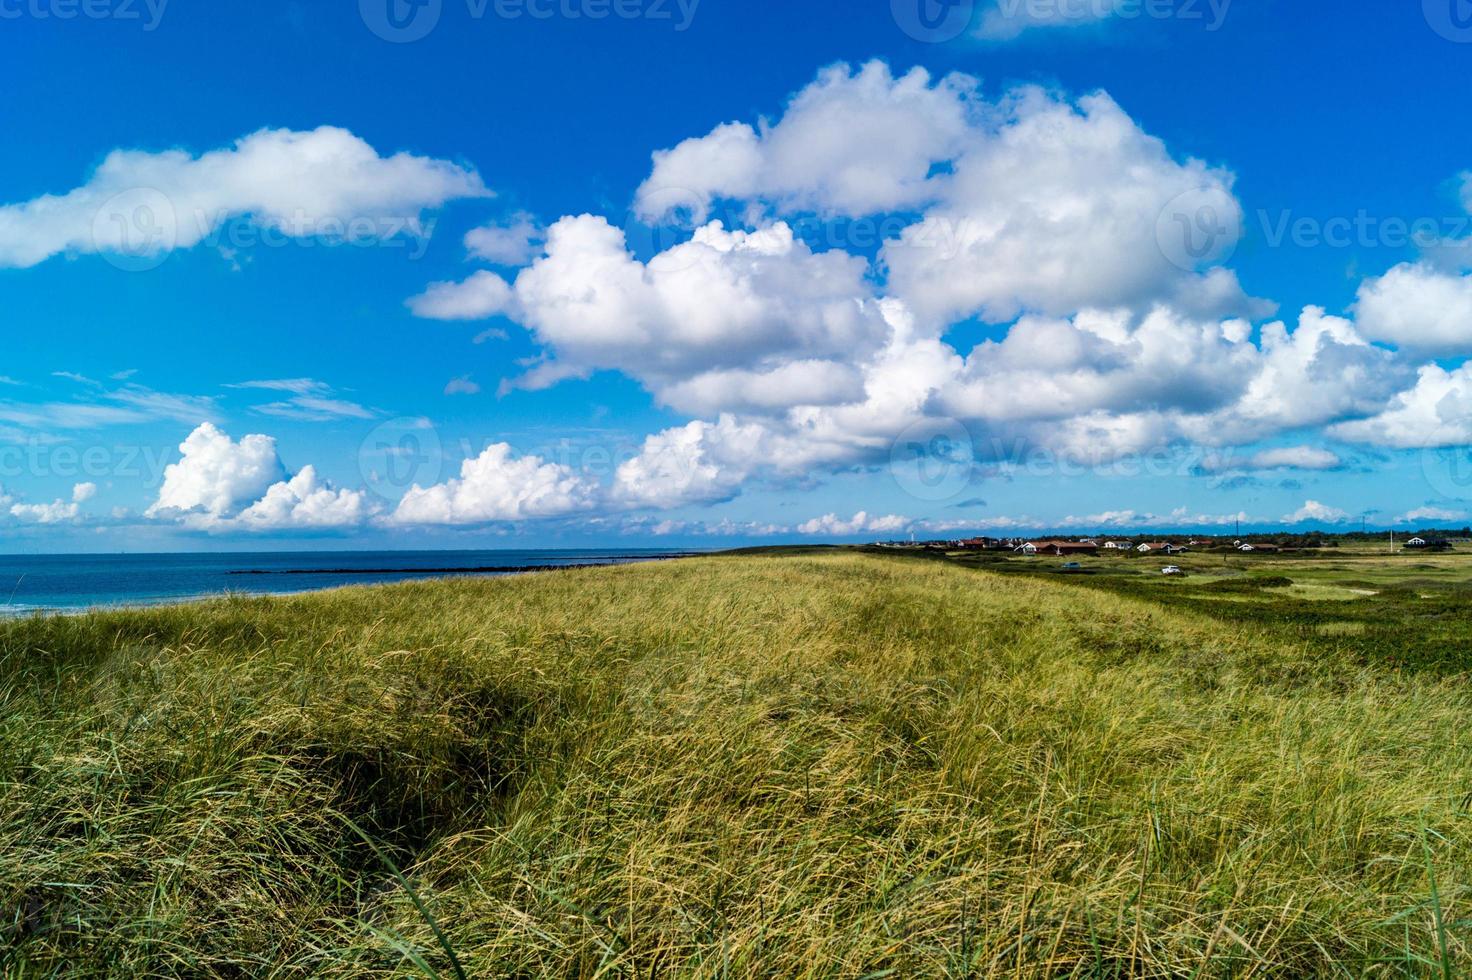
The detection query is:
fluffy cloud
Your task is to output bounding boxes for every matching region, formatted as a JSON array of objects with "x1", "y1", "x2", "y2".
[
  {"x1": 636, "y1": 63, "x2": 976, "y2": 221},
  {"x1": 390, "y1": 443, "x2": 599, "y2": 525},
  {"x1": 939, "y1": 307, "x2": 1258, "y2": 428},
  {"x1": 1397, "y1": 506, "x2": 1469, "y2": 525},
  {"x1": 639, "y1": 62, "x2": 1257, "y2": 327},
  {"x1": 1284, "y1": 500, "x2": 1350, "y2": 524},
  {"x1": 148, "y1": 423, "x2": 370, "y2": 532},
  {"x1": 233, "y1": 467, "x2": 376, "y2": 531},
  {"x1": 0, "y1": 126, "x2": 488, "y2": 269},
  {"x1": 886, "y1": 88, "x2": 1259, "y2": 326},
  {"x1": 10, "y1": 483, "x2": 95, "y2": 525},
  {"x1": 1198, "y1": 445, "x2": 1344, "y2": 474},
  {"x1": 465, "y1": 211, "x2": 543, "y2": 265},
  {"x1": 444, "y1": 376, "x2": 482, "y2": 396},
  {"x1": 1057, "y1": 507, "x2": 1251, "y2": 529},
  {"x1": 1330, "y1": 363, "x2": 1472, "y2": 449},
  {"x1": 796, "y1": 511, "x2": 911, "y2": 536},
  {"x1": 148, "y1": 424, "x2": 285, "y2": 521},
  {"x1": 408, "y1": 270, "x2": 514, "y2": 321},
  {"x1": 430, "y1": 216, "x2": 893, "y2": 412},
  {"x1": 1354, "y1": 263, "x2": 1472, "y2": 356},
  {"x1": 611, "y1": 417, "x2": 772, "y2": 510},
  {"x1": 1185, "y1": 307, "x2": 1408, "y2": 446}
]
